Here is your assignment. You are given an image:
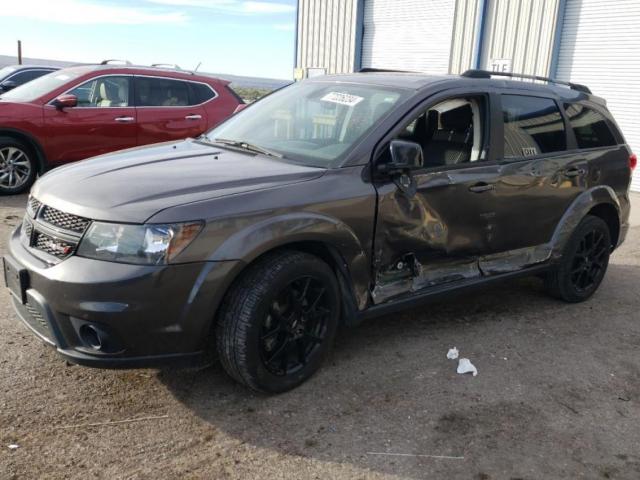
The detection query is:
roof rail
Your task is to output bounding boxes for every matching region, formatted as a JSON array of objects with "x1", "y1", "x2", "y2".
[
  {"x1": 461, "y1": 69, "x2": 592, "y2": 94},
  {"x1": 100, "y1": 59, "x2": 132, "y2": 66},
  {"x1": 359, "y1": 67, "x2": 415, "y2": 73},
  {"x1": 151, "y1": 63, "x2": 183, "y2": 70}
]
